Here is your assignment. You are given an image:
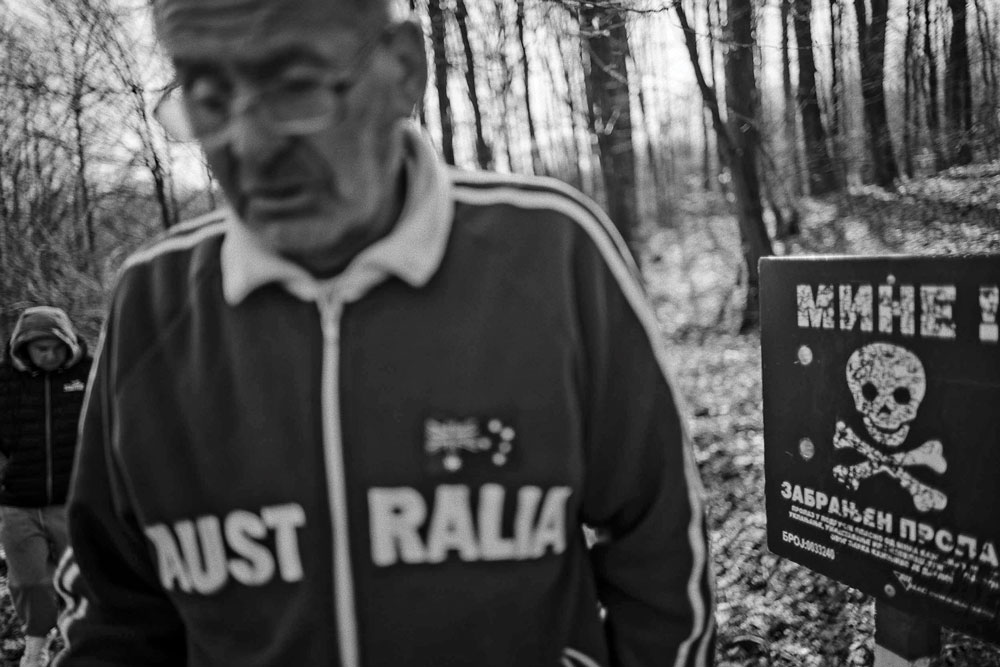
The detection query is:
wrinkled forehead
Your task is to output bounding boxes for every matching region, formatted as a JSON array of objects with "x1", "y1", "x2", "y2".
[{"x1": 154, "y1": 0, "x2": 387, "y2": 64}]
